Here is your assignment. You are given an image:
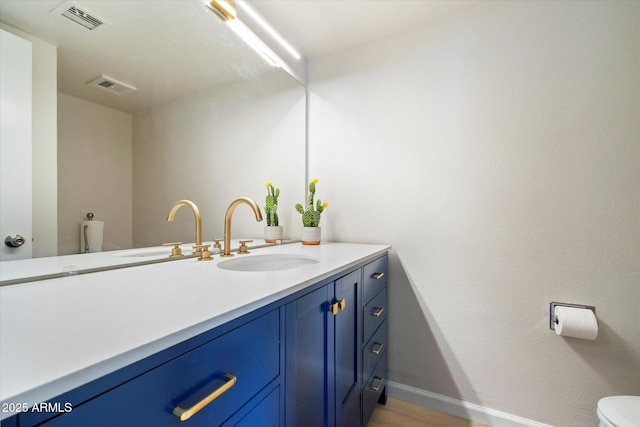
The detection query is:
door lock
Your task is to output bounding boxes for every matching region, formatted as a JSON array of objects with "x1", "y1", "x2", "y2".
[{"x1": 5, "y1": 234, "x2": 26, "y2": 248}]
